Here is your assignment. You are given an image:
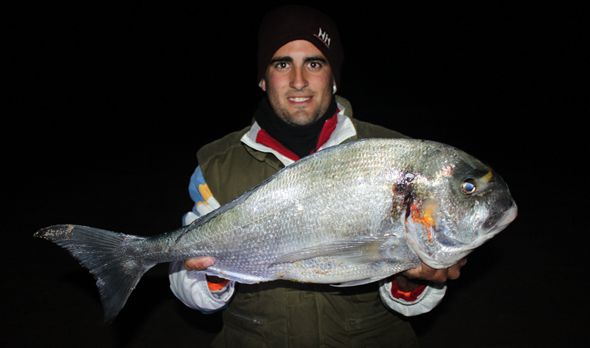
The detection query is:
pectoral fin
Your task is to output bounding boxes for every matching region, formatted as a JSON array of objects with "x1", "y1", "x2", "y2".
[{"x1": 272, "y1": 237, "x2": 387, "y2": 266}]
